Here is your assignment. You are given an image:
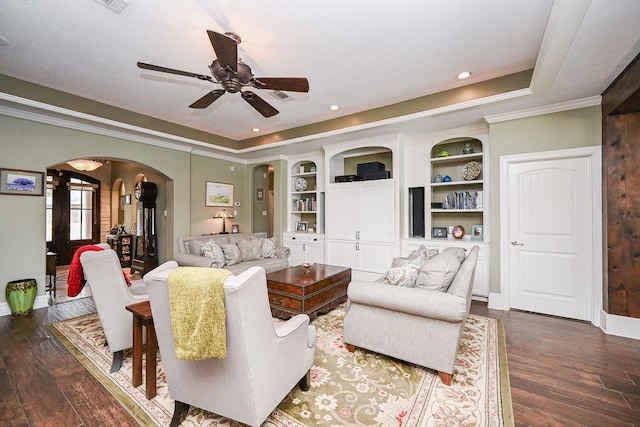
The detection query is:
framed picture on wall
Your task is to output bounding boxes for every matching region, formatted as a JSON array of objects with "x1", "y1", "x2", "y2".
[
  {"x1": 205, "y1": 182, "x2": 234, "y2": 207},
  {"x1": 0, "y1": 168, "x2": 44, "y2": 196}
]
